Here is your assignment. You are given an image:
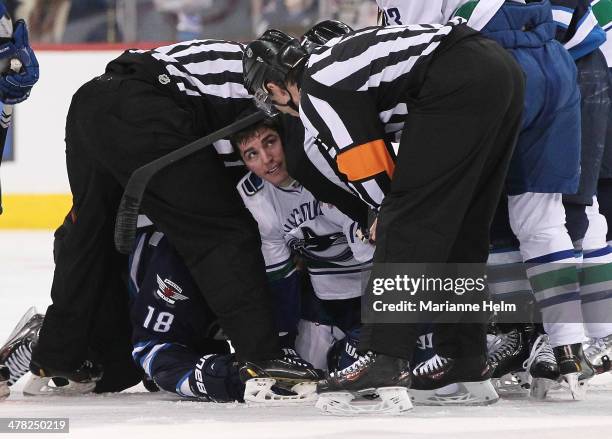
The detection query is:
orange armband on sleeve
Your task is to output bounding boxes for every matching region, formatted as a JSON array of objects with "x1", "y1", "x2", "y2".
[{"x1": 336, "y1": 139, "x2": 395, "y2": 182}]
